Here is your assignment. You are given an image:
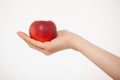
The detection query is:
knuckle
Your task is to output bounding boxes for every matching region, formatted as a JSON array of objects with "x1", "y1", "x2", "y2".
[
  {"x1": 28, "y1": 44, "x2": 33, "y2": 48},
  {"x1": 44, "y1": 51, "x2": 52, "y2": 56}
]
